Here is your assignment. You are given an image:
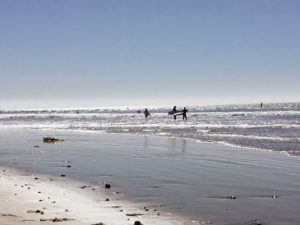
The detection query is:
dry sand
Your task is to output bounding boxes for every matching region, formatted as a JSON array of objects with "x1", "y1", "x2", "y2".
[{"x1": 0, "y1": 167, "x2": 185, "y2": 225}]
